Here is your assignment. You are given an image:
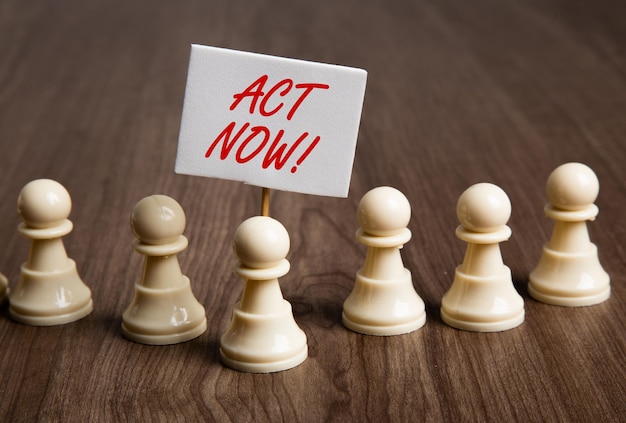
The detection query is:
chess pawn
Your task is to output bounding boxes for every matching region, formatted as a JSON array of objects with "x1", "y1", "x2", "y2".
[
  {"x1": 0, "y1": 273, "x2": 8, "y2": 304},
  {"x1": 529, "y1": 163, "x2": 610, "y2": 306},
  {"x1": 441, "y1": 183, "x2": 524, "y2": 332},
  {"x1": 342, "y1": 186, "x2": 426, "y2": 336},
  {"x1": 122, "y1": 195, "x2": 207, "y2": 345},
  {"x1": 10, "y1": 179, "x2": 93, "y2": 325},
  {"x1": 220, "y1": 216, "x2": 307, "y2": 373}
]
